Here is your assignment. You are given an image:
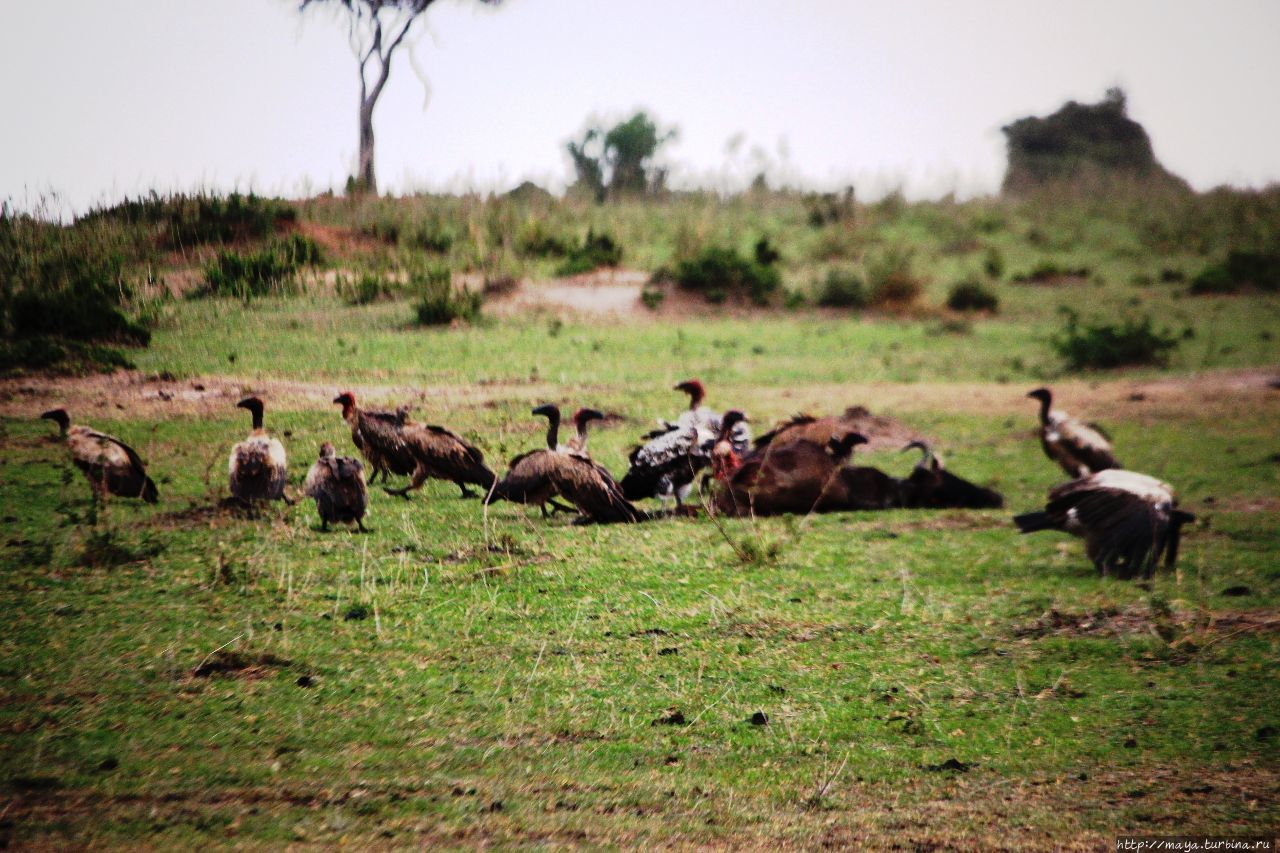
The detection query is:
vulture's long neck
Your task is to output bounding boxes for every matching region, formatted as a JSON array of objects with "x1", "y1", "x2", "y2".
[
  {"x1": 544, "y1": 413, "x2": 561, "y2": 450},
  {"x1": 1037, "y1": 396, "x2": 1052, "y2": 425},
  {"x1": 250, "y1": 408, "x2": 264, "y2": 431}
]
